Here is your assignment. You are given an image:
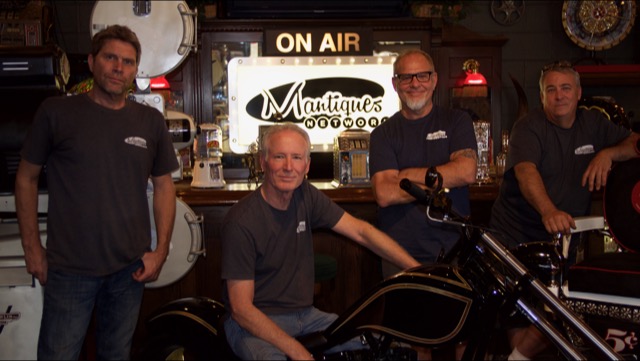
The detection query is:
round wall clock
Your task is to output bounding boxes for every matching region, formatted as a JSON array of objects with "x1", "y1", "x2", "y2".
[{"x1": 562, "y1": 0, "x2": 637, "y2": 51}]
